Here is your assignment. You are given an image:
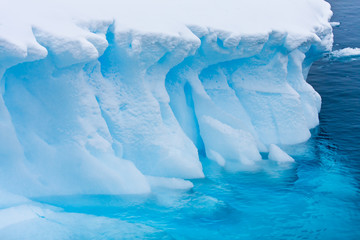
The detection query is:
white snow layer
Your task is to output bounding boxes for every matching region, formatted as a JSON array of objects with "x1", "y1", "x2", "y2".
[{"x1": 0, "y1": 0, "x2": 333, "y2": 196}]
